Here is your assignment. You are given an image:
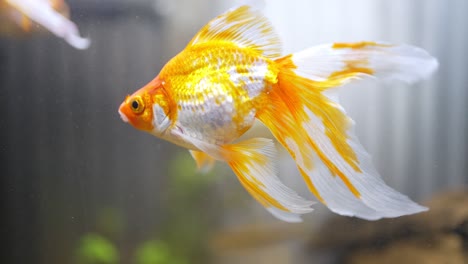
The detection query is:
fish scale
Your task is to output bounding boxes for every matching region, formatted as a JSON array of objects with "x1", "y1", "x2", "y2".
[{"x1": 160, "y1": 42, "x2": 277, "y2": 144}]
